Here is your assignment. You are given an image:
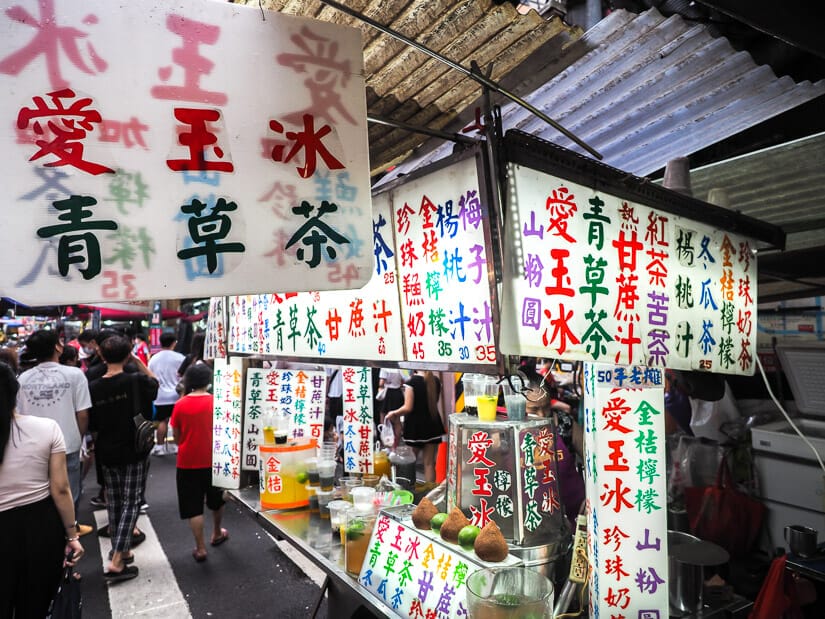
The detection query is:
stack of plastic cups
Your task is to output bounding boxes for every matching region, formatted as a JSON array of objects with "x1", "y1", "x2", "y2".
[
  {"x1": 305, "y1": 457, "x2": 319, "y2": 513},
  {"x1": 342, "y1": 477, "x2": 363, "y2": 502}
]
